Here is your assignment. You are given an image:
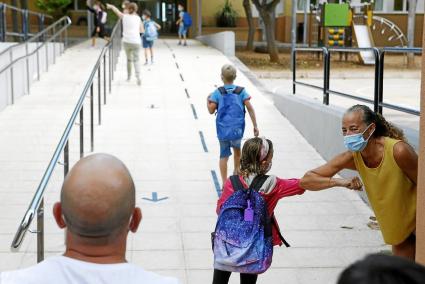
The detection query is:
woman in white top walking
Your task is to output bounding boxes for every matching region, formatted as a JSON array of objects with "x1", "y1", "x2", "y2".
[{"x1": 107, "y1": 3, "x2": 144, "y2": 85}]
